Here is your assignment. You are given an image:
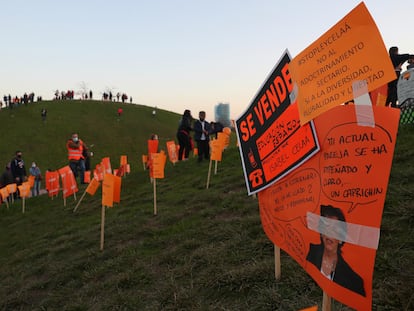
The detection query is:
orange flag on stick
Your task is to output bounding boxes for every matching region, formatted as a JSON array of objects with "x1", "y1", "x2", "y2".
[
  {"x1": 6, "y1": 183, "x2": 17, "y2": 196},
  {"x1": 101, "y1": 157, "x2": 112, "y2": 174},
  {"x1": 28, "y1": 175, "x2": 35, "y2": 188},
  {"x1": 102, "y1": 173, "x2": 114, "y2": 207},
  {"x1": 86, "y1": 178, "x2": 100, "y2": 196},
  {"x1": 58, "y1": 166, "x2": 78, "y2": 199},
  {"x1": 0, "y1": 187, "x2": 10, "y2": 208},
  {"x1": 152, "y1": 152, "x2": 167, "y2": 179},
  {"x1": 210, "y1": 139, "x2": 224, "y2": 161},
  {"x1": 18, "y1": 182, "x2": 31, "y2": 198},
  {"x1": 113, "y1": 175, "x2": 121, "y2": 204},
  {"x1": 18, "y1": 182, "x2": 31, "y2": 213},
  {"x1": 120, "y1": 155, "x2": 127, "y2": 166},
  {"x1": 73, "y1": 177, "x2": 101, "y2": 213},
  {"x1": 84, "y1": 171, "x2": 91, "y2": 183},
  {"x1": 166, "y1": 141, "x2": 178, "y2": 164},
  {"x1": 45, "y1": 170, "x2": 60, "y2": 198},
  {"x1": 94, "y1": 163, "x2": 105, "y2": 181}
]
